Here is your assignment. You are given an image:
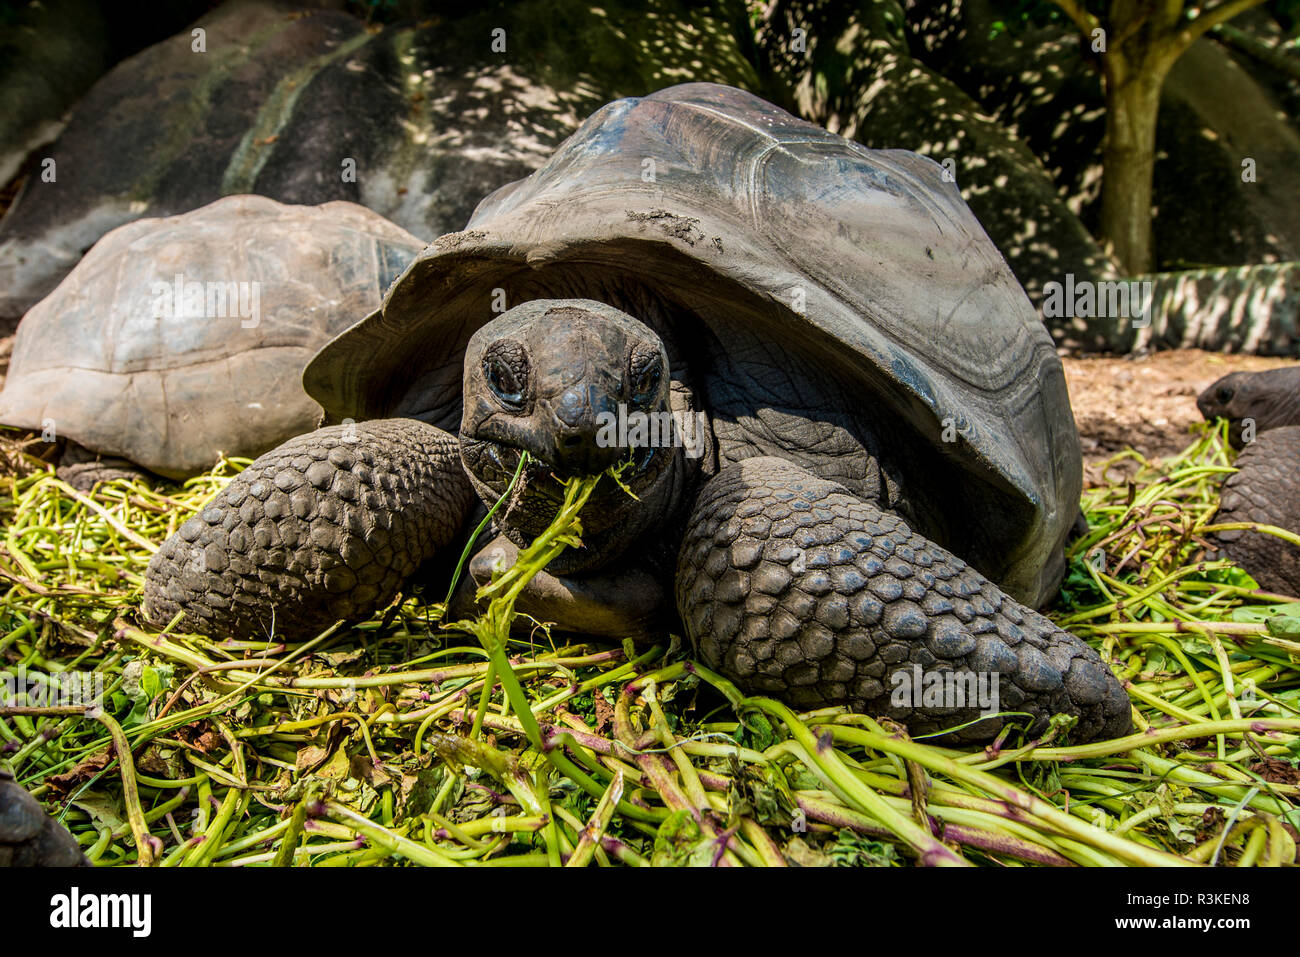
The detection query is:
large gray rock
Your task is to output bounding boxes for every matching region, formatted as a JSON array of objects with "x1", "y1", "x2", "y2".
[
  {"x1": 0, "y1": 0, "x2": 253, "y2": 192},
  {"x1": 1157, "y1": 39, "x2": 1300, "y2": 269},
  {"x1": 1038, "y1": 263, "x2": 1300, "y2": 355},
  {"x1": 1135, "y1": 263, "x2": 1300, "y2": 355},
  {"x1": 898, "y1": 0, "x2": 1300, "y2": 354},
  {"x1": 0, "y1": 0, "x2": 759, "y2": 331},
  {"x1": 0, "y1": 0, "x2": 362, "y2": 330},
  {"x1": 0, "y1": 0, "x2": 112, "y2": 187},
  {"x1": 903, "y1": 0, "x2": 1105, "y2": 217}
]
